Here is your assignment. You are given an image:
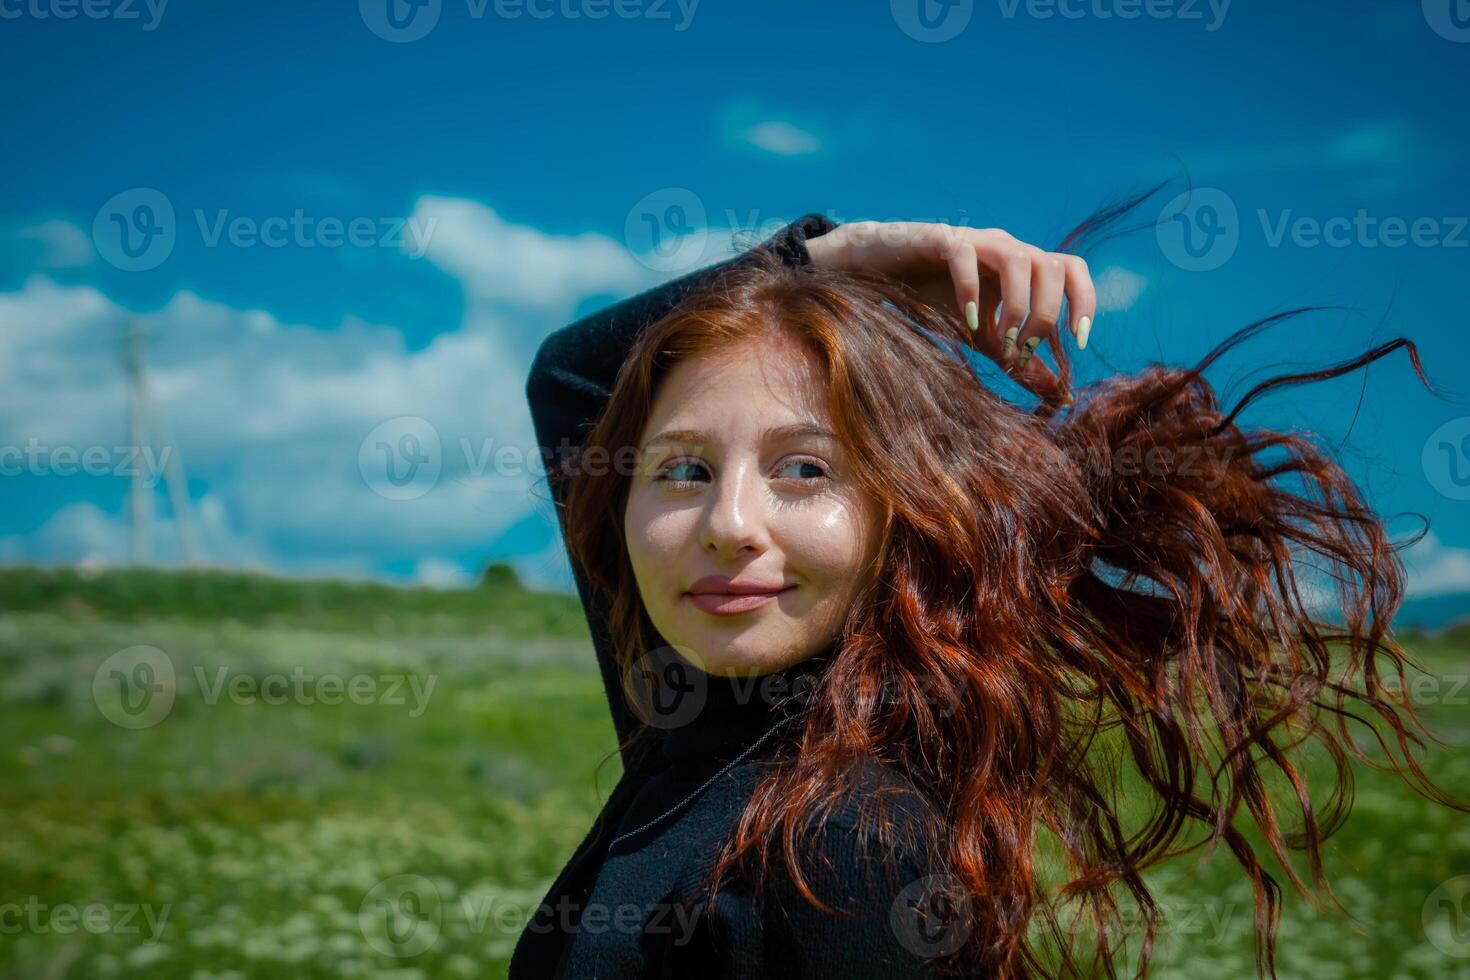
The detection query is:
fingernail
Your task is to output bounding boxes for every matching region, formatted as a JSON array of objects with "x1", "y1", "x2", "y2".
[
  {"x1": 965, "y1": 301, "x2": 979, "y2": 332},
  {"x1": 1016, "y1": 336, "x2": 1041, "y2": 367},
  {"x1": 1076, "y1": 315, "x2": 1092, "y2": 350},
  {"x1": 1002, "y1": 326, "x2": 1020, "y2": 358}
]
